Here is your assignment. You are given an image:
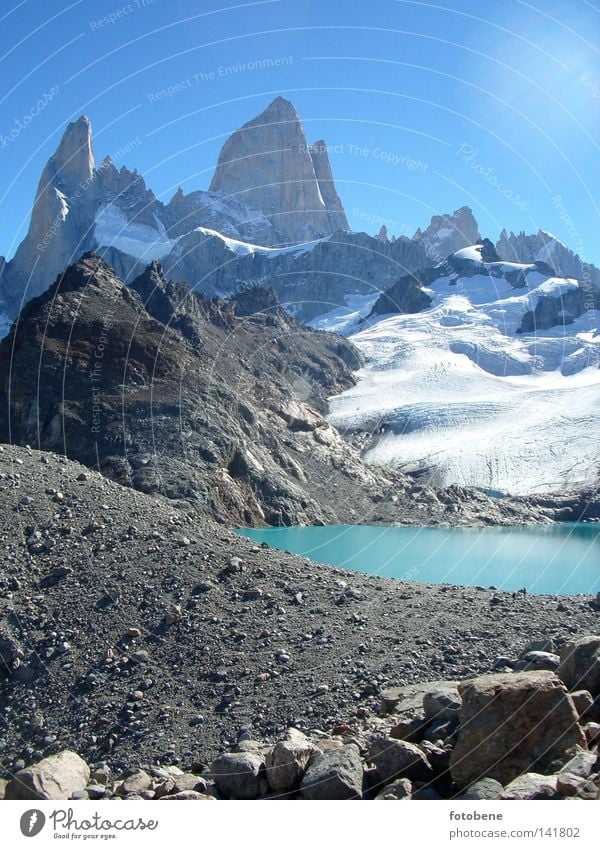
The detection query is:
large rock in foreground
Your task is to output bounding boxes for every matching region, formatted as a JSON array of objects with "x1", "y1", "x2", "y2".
[
  {"x1": 450, "y1": 671, "x2": 586, "y2": 788},
  {"x1": 265, "y1": 729, "x2": 318, "y2": 792},
  {"x1": 559, "y1": 636, "x2": 600, "y2": 696},
  {"x1": 6, "y1": 750, "x2": 90, "y2": 800},
  {"x1": 300, "y1": 744, "x2": 363, "y2": 800},
  {"x1": 210, "y1": 752, "x2": 266, "y2": 799}
]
